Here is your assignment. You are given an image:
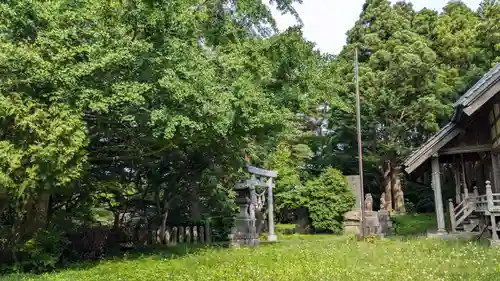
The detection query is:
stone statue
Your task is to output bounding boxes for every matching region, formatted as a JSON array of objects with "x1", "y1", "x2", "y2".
[
  {"x1": 364, "y1": 193, "x2": 373, "y2": 212},
  {"x1": 380, "y1": 192, "x2": 387, "y2": 210},
  {"x1": 395, "y1": 189, "x2": 406, "y2": 213}
]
